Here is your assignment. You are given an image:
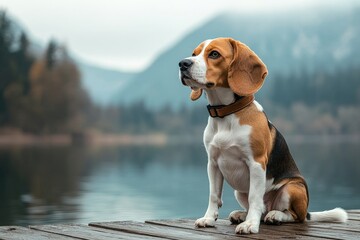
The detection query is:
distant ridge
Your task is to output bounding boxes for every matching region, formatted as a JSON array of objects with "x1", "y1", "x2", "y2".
[
  {"x1": 112, "y1": 7, "x2": 360, "y2": 109},
  {"x1": 78, "y1": 62, "x2": 135, "y2": 105}
]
